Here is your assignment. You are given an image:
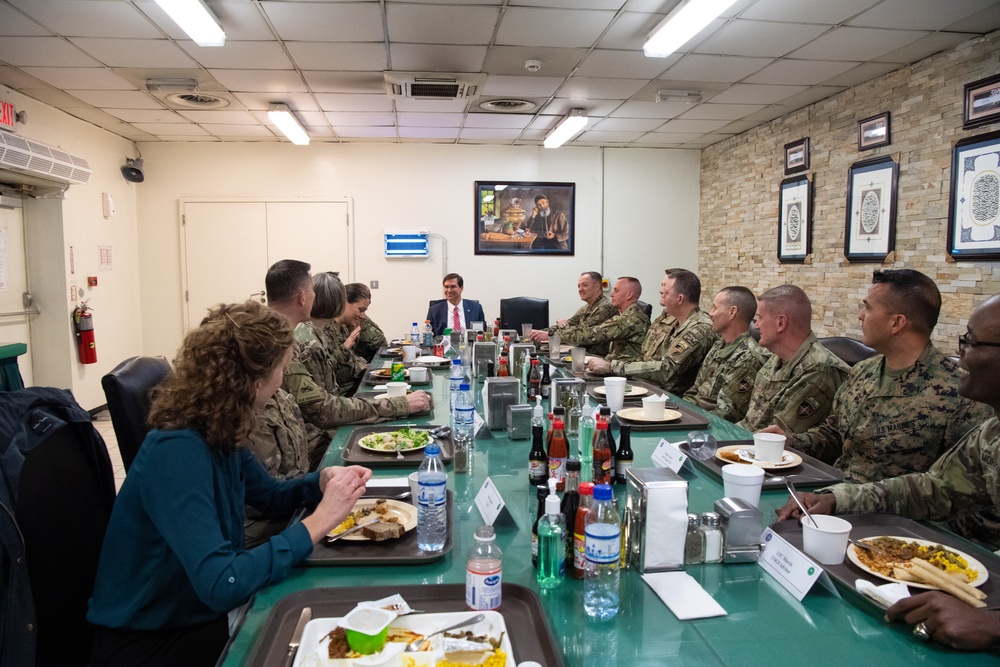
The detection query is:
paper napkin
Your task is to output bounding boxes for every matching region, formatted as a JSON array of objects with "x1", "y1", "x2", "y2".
[
  {"x1": 642, "y1": 572, "x2": 728, "y2": 620},
  {"x1": 366, "y1": 477, "x2": 409, "y2": 487},
  {"x1": 855, "y1": 579, "x2": 910, "y2": 610}
]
